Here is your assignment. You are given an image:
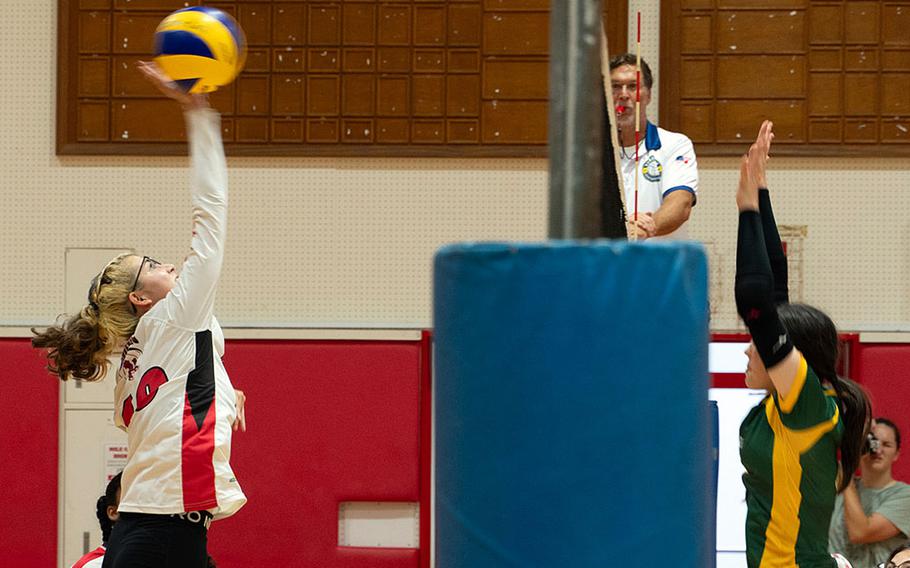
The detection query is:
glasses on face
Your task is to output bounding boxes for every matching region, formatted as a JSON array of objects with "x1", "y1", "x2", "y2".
[
  {"x1": 879, "y1": 562, "x2": 910, "y2": 568},
  {"x1": 130, "y1": 256, "x2": 160, "y2": 292}
]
